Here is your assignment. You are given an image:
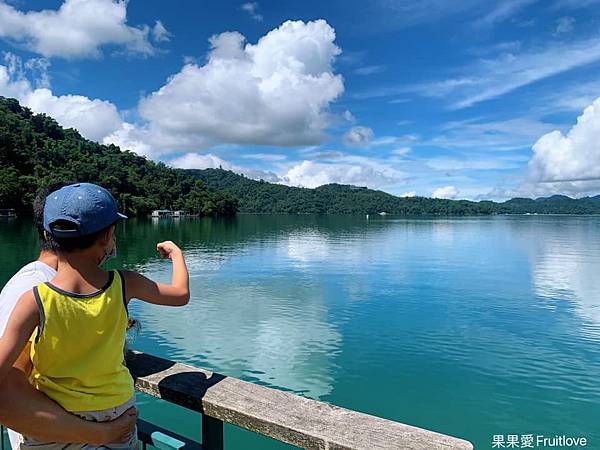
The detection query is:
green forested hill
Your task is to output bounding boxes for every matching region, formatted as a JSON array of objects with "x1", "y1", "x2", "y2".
[
  {"x1": 189, "y1": 168, "x2": 600, "y2": 215},
  {"x1": 0, "y1": 97, "x2": 237, "y2": 217},
  {"x1": 2, "y1": 96, "x2": 598, "y2": 217}
]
